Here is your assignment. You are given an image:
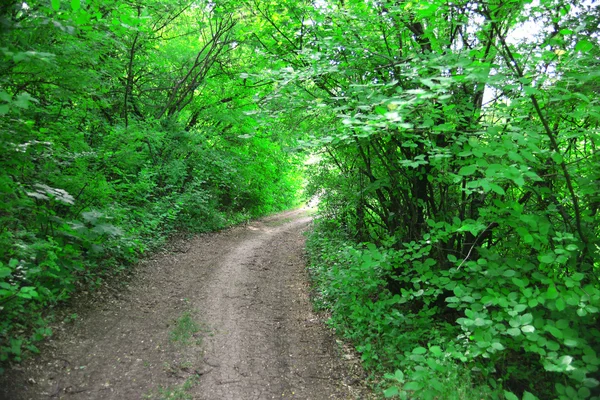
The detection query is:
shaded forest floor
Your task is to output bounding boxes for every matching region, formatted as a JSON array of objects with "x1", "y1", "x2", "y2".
[{"x1": 1, "y1": 209, "x2": 371, "y2": 400}]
